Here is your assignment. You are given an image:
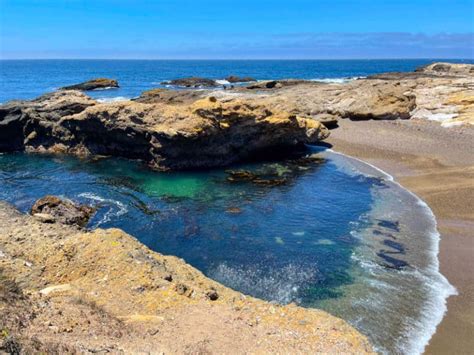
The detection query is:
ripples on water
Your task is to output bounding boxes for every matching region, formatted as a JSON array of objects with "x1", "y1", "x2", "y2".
[{"x1": 0, "y1": 148, "x2": 454, "y2": 354}]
